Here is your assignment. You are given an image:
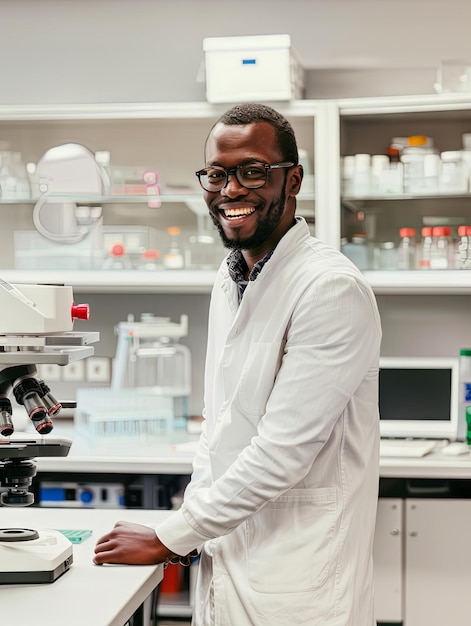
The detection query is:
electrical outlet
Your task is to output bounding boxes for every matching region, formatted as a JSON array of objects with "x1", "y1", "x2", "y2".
[
  {"x1": 86, "y1": 357, "x2": 111, "y2": 383},
  {"x1": 62, "y1": 360, "x2": 86, "y2": 382},
  {"x1": 36, "y1": 363, "x2": 62, "y2": 382}
]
